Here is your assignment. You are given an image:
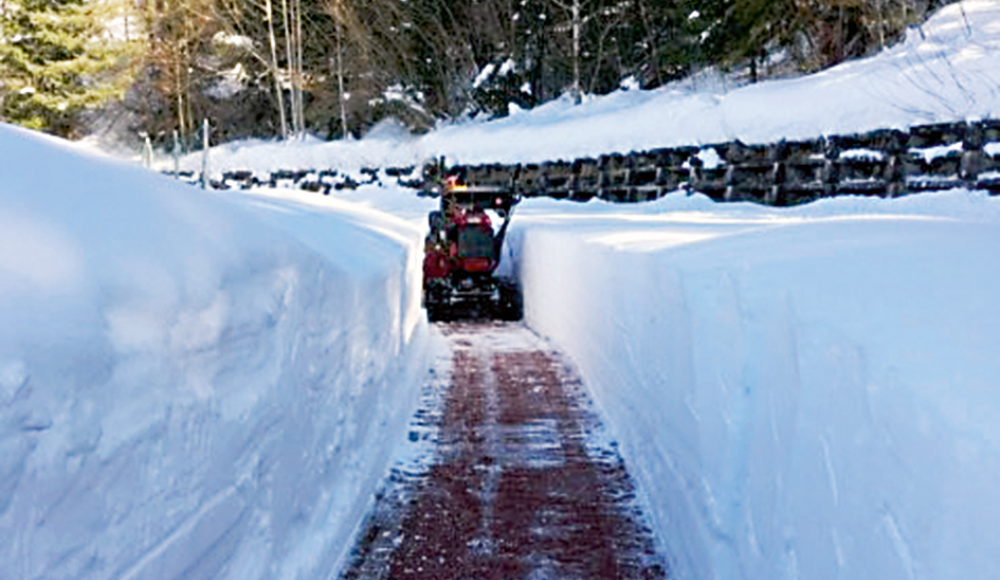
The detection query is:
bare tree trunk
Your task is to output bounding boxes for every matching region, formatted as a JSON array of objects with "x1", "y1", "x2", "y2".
[
  {"x1": 184, "y1": 43, "x2": 195, "y2": 142},
  {"x1": 551, "y1": 0, "x2": 584, "y2": 104},
  {"x1": 876, "y1": 0, "x2": 885, "y2": 49},
  {"x1": 289, "y1": 0, "x2": 299, "y2": 135},
  {"x1": 176, "y1": 57, "x2": 187, "y2": 140},
  {"x1": 337, "y1": 25, "x2": 348, "y2": 139},
  {"x1": 636, "y1": 0, "x2": 660, "y2": 88},
  {"x1": 837, "y1": 3, "x2": 844, "y2": 63},
  {"x1": 571, "y1": 0, "x2": 581, "y2": 104},
  {"x1": 280, "y1": 0, "x2": 299, "y2": 135},
  {"x1": 587, "y1": 14, "x2": 620, "y2": 94},
  {"x1": 509, "y1": 0, "x2": 517, "y2": 61},
  {"x1": 266, "y1": 0, "x2": 289, "y2": 139},
  {"x1": 294, "y1": 0, "x2": 305, "y2": 134}
]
